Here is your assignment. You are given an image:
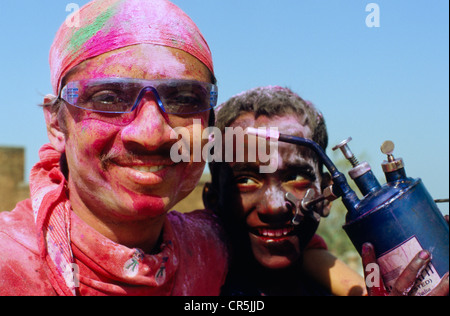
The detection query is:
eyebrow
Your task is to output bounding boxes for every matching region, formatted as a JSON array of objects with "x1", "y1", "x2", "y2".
[
  {"x1": 283, "y1": 159, "x2": 315, "y2": 171},
  {"x1": 230, "y1": 162, "x2": 262, "y2": 174},
  {"x1": 230, "y1": 159, "x2": 317, "y2": 178},
  {"x1": 281, "y1": 161, "x2": 317, "y2": 180}
]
